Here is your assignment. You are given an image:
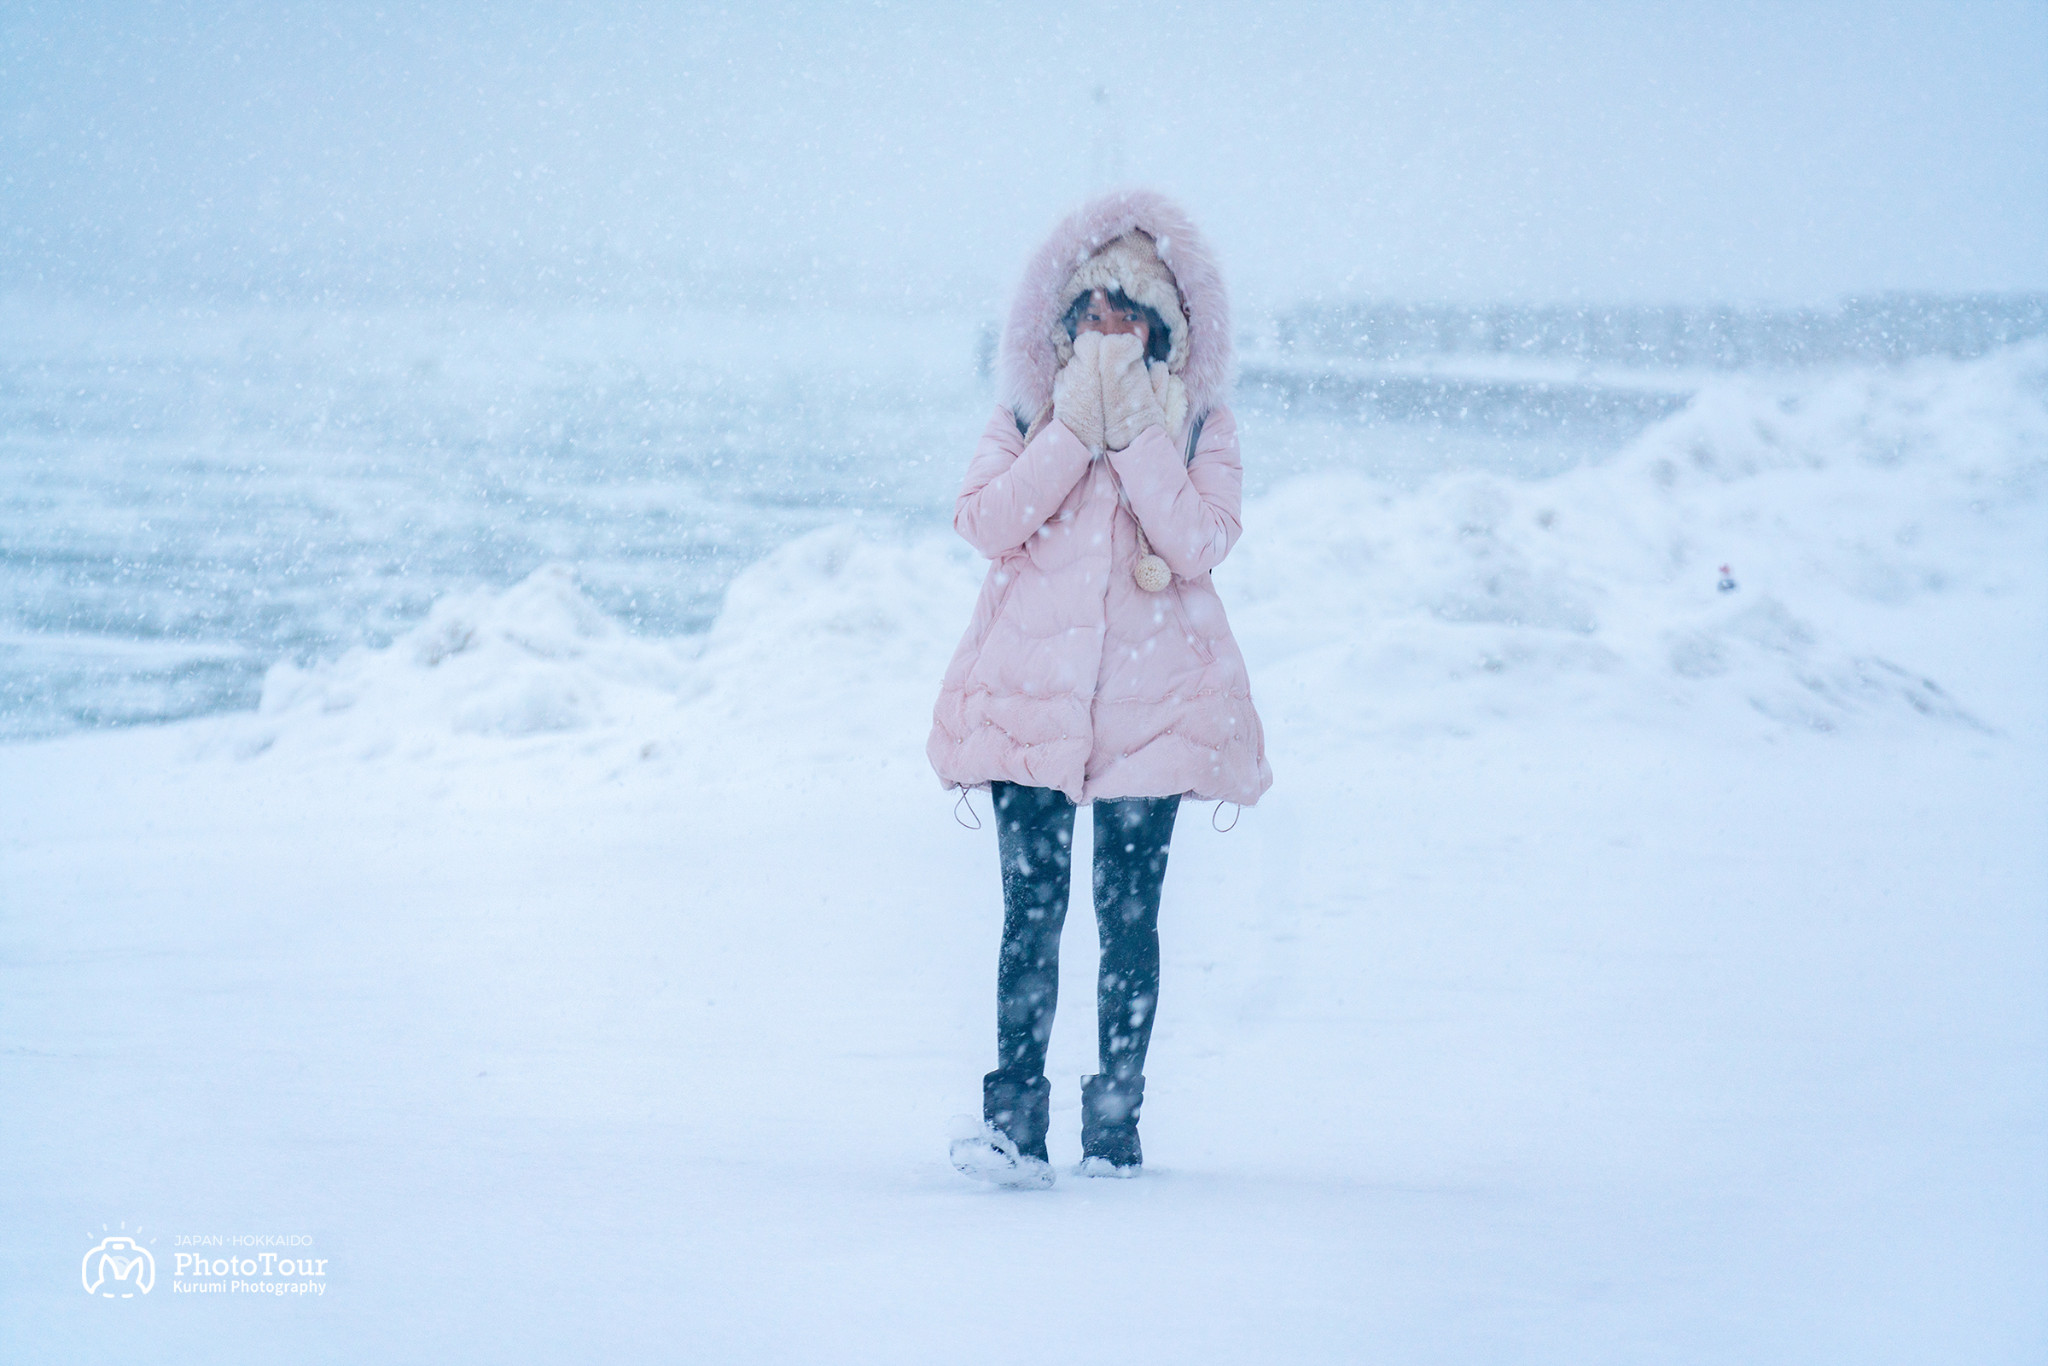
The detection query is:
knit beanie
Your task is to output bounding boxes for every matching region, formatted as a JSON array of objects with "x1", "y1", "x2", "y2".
[{"x1": 1048, "y1": 231, "x2": 1191, "y2": 376}]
